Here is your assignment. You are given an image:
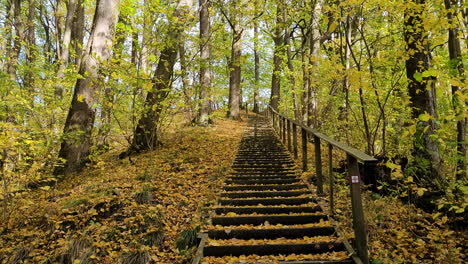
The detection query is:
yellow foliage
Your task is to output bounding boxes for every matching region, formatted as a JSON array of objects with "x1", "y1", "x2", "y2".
[{"x1": 0, "y1": 112, "x2": 247, "y2": 263}]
